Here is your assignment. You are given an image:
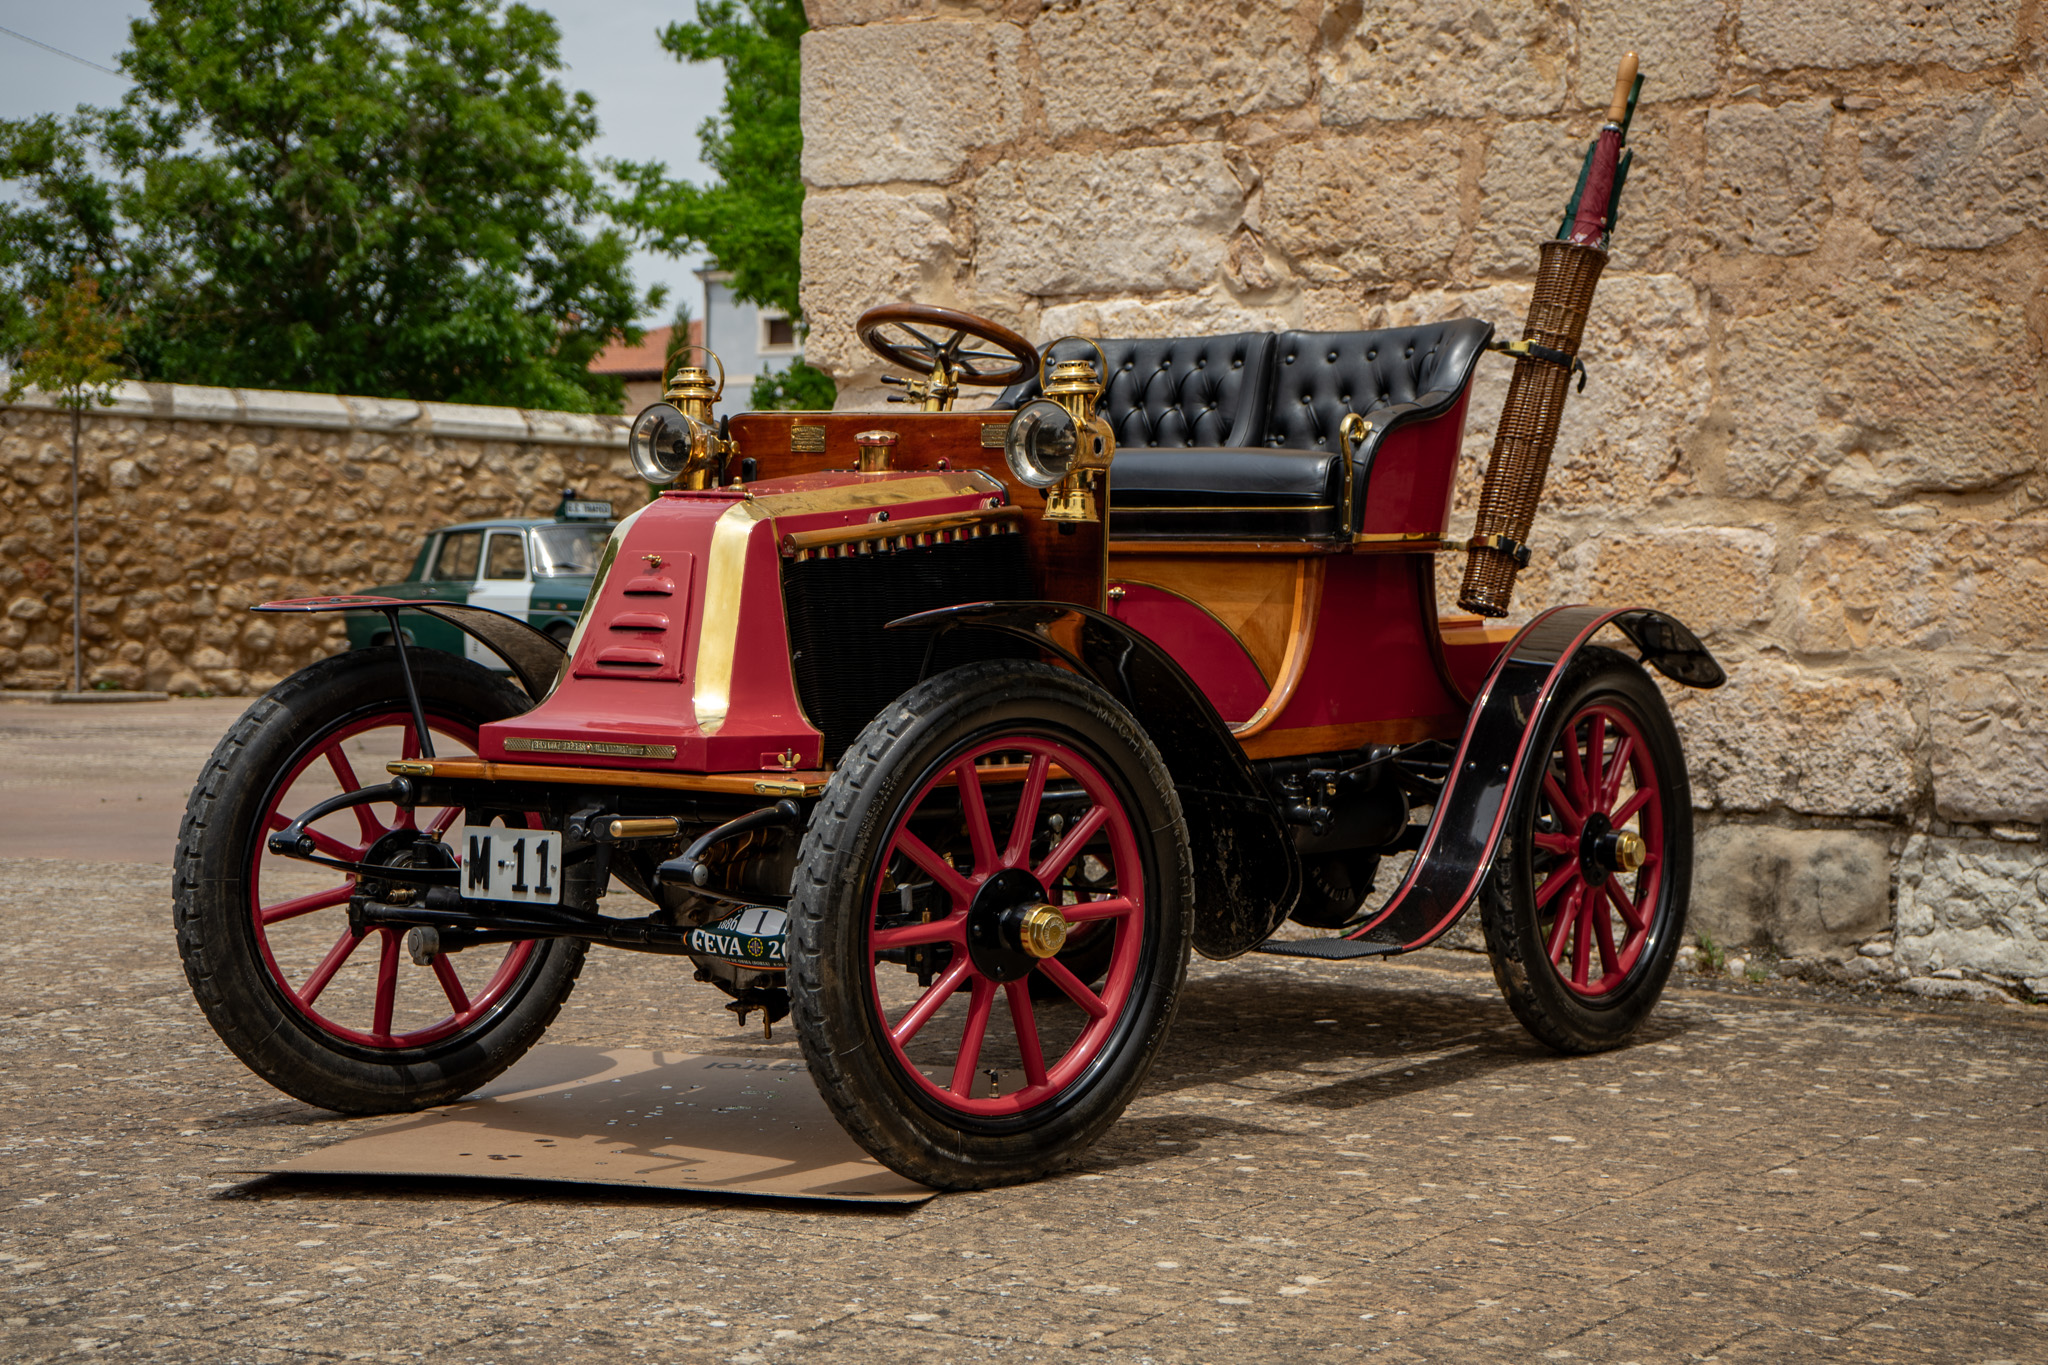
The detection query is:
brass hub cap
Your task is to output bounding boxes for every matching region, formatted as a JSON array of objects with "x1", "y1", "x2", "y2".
[{"x1": 1017, "y1": 904, "x2": 1069, "y2": 959}]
